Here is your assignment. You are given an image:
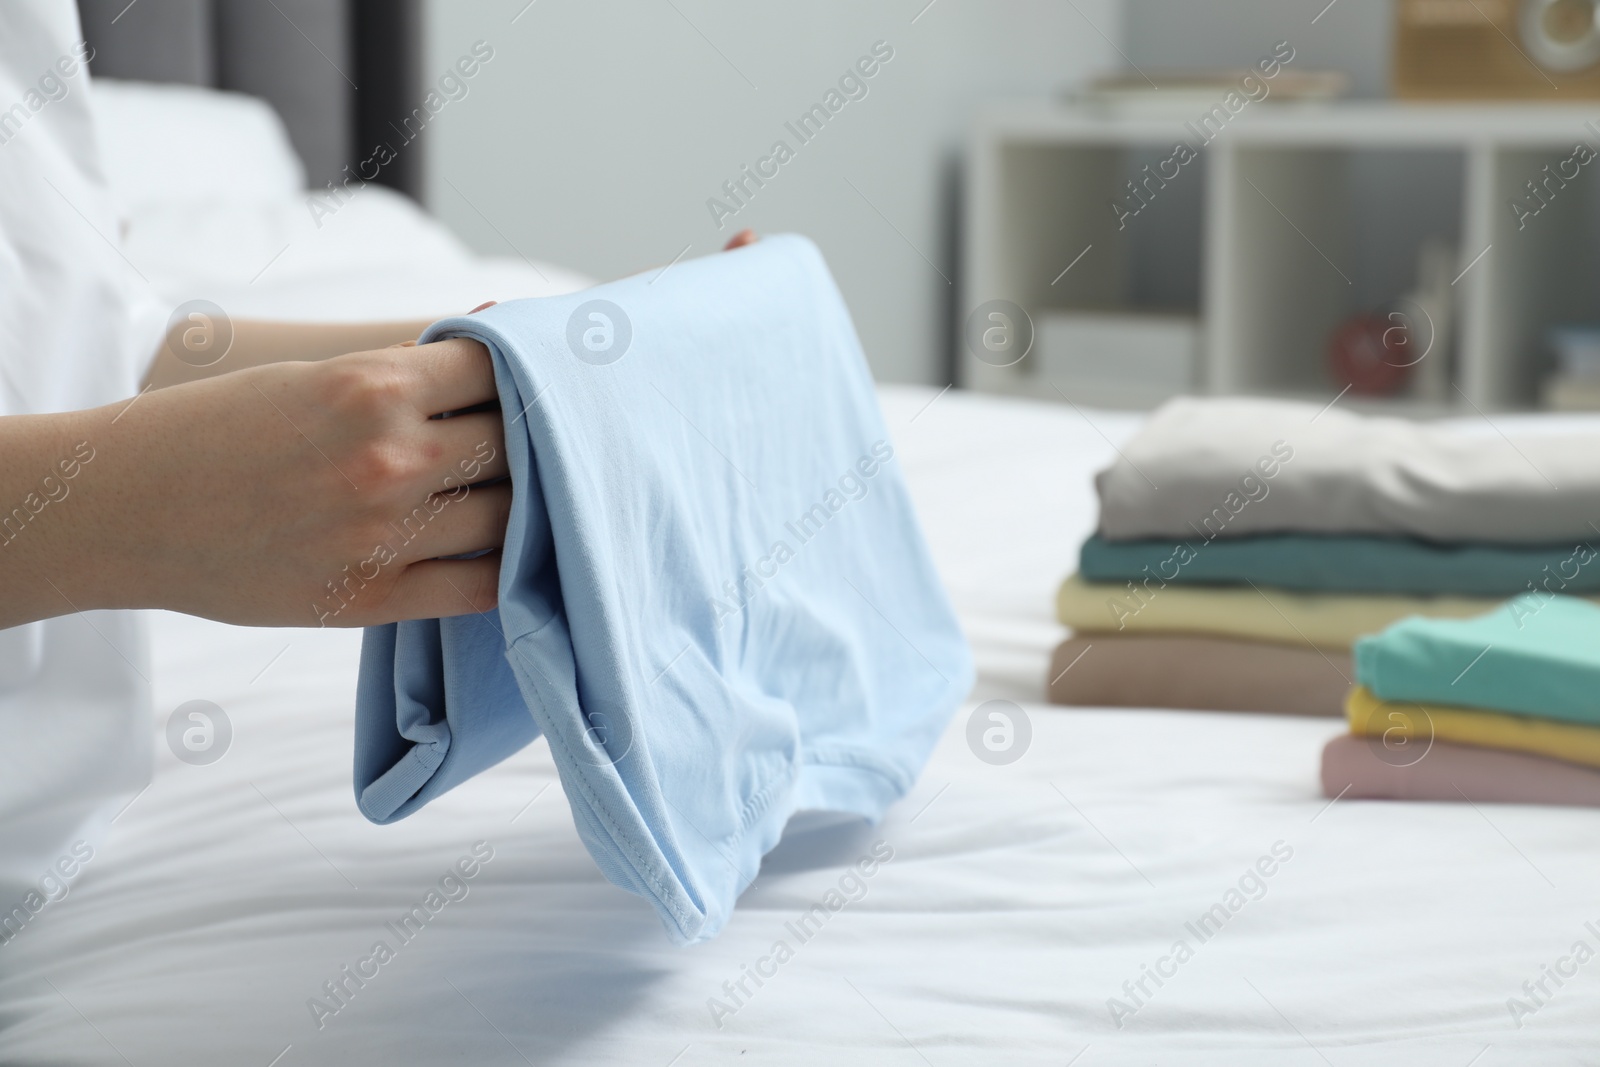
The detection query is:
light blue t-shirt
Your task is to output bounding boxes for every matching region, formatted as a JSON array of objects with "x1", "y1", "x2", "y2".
[{"x1": 354, "y1": 235, "x2": 972, "y2": 943}]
